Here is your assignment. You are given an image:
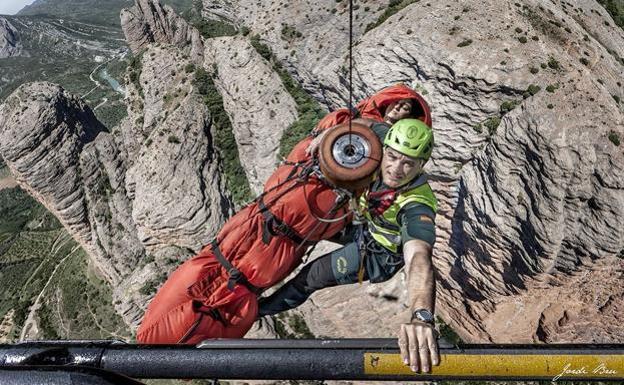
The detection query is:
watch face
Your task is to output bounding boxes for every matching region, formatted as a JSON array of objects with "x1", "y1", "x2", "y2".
[{"x1": 414, "y1": 309, "x2": 434, "y2": 323}]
